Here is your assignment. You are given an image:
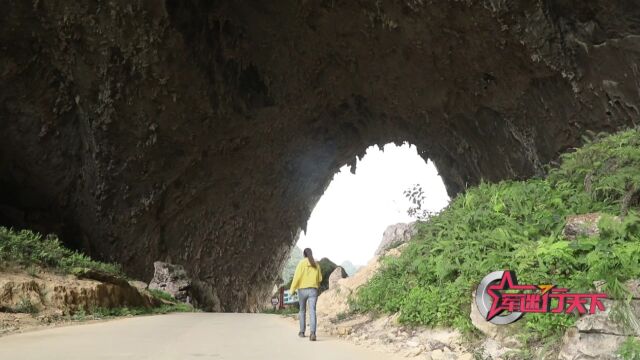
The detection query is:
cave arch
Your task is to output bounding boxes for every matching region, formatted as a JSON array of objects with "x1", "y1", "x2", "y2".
[
  {"x1": 1, "y1": 0, "x2": 639, "y2": 310},
  {"x1": 295, "y1": 142, "x2": 449, "y2": 267}
]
